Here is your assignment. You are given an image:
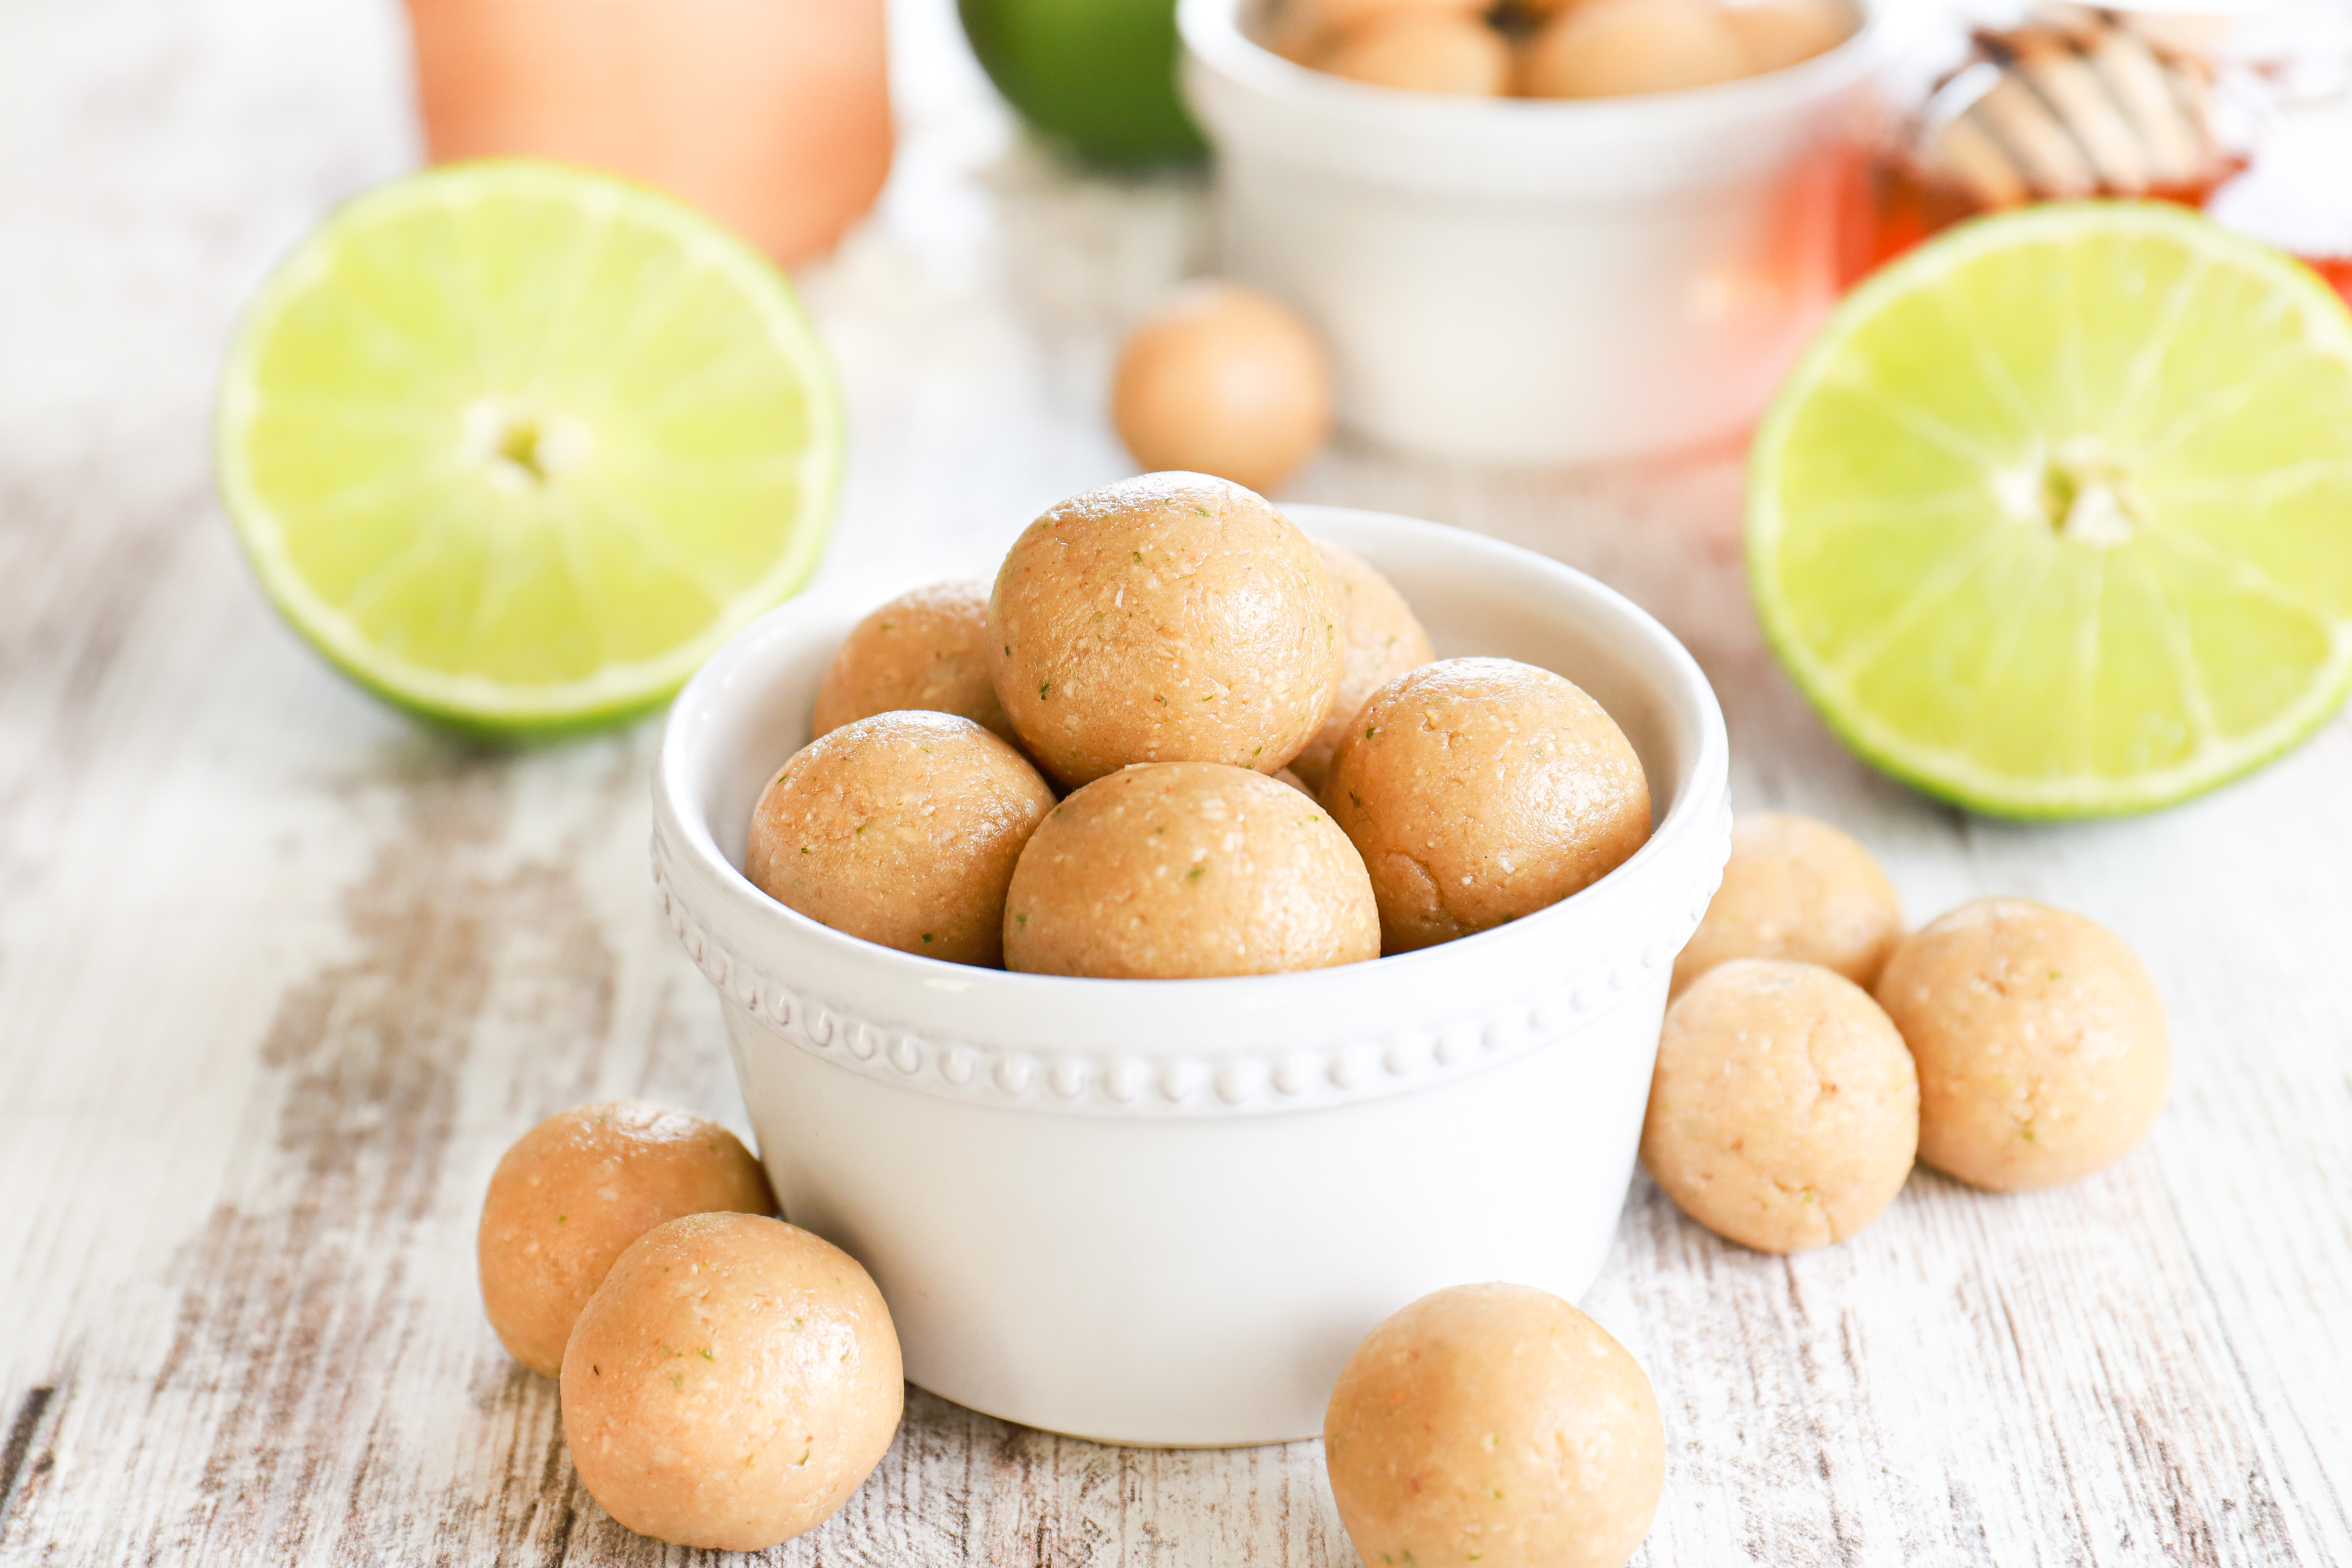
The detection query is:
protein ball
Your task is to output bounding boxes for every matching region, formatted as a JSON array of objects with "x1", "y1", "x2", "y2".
[
  {"x1": 1671, "y1": 812, "x2": 1904, "y2": 997},
  {"x1": 1643, "y1": 960, "x2": 1919, "y2": 1253},
  {"x1": 1288, "y1": 540, "x2": 1436, "y2": 794},
  {"x1": 1720, "y1": 0, "x2": 1852, "y2": 72},
  {"x1": 988, "y1": 473, "x2": 1343, "y2": 790},
  {"x1": 1297, "y1": 0, "x2": 1488, "y2": 31},
  {"x1": 1003, "y1": 761, "x2": 1378, "y2": 979},
  {"x1": 1519, "y1": 0, "x2": 1752, "y2": 98},
  {"x1": 561, "y1": 1212, "x2": 903, "y2": 1552},
  {"x1": 1112, "y1": 282, "x2": 1333, "y2": 497},
  {"x1": 1875, "y1": 898, "x2": 2170, "y2": 1192},
  {"x1": 1325, "y1": 1283, "x2": 1664, "y2": 1568},
  {"x1": 1322, "y1": 657, "x2": 1650, "y2": 953},
  {"x1": 744, "y1": 711, "x2": 1055, "y2": 967},
  {"x1": 810, "y1": 580, "x2": 1014, "y2": 743},
  {"x1": 1321, "y1": 8, "x2": 1512, "y2": 95},
  {"x1": 477, "y1": 1102, "x2": 772, "y2": 1378}
]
